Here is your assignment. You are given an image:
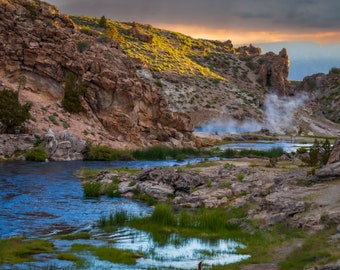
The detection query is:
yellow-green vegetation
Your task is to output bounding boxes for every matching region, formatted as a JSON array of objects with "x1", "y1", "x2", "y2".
[
  {"x1": 57, "y1": 252, "x2": 84, "y2": 268},
  {"x1": 70, "y1": 243, "x2": 142, "y2": 265},
  {"x1": 25, "y1": 146, "x2": 47, "y2": 162},
  {"x1": 0, "y1": 237, "x2": 55, "y2": 264},
  {"x1": 83, "y1": 144, "x2": 133, "y2": 161},
  {"x1": 58, "y1": 232, "x2": 92, "y2": 240},
  {"x1": 279, "y1": 226, "x2": 340, "y2": 270},
  {"x1": 70, "y1": 16, "x2": 229, "y2": 81}
]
